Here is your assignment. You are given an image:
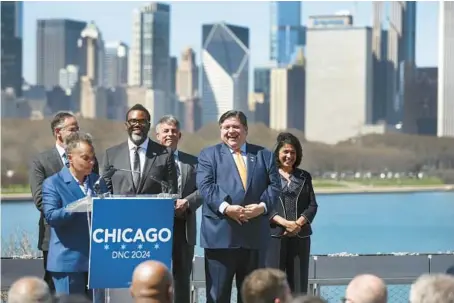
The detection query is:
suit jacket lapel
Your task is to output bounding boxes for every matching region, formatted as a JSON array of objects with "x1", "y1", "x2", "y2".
[
  {"x1": 61, "y1": 167, "x2": 85, "y2": 202},
  {"x1": 49, "y1": 148, "x2": 64, "y2": 172},
  {"x1": 117, "y1": 142, "x2": 135, "y2": 190},
  {"x1": 246, "y1": 143, "x2": 257, "y2": 191},
  {"x1": 138, "y1": 140, "x2": 158, "y2": 192}
]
